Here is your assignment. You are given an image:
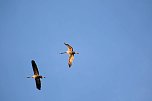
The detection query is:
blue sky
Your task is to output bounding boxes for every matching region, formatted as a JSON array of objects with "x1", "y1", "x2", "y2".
[{"x1": 0, "y1": 0, "x2": 152, "y2": 101}]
